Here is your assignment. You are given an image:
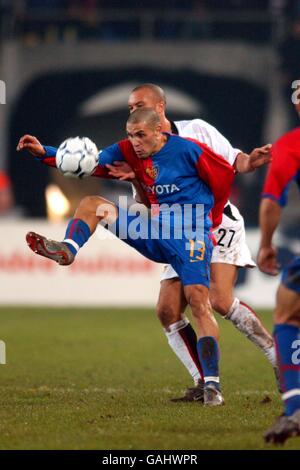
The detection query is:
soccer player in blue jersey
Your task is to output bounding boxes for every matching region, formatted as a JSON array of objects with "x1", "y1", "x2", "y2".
[
  {"x1": 17, "y1": 84, "x2": 274, "y2": 403},
  {"x1": 22, "y1": 107, "x2": 243, "y2": 406},
  {"x1": 258, "y1": 111, "x2": 300, "y2": 443}
]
